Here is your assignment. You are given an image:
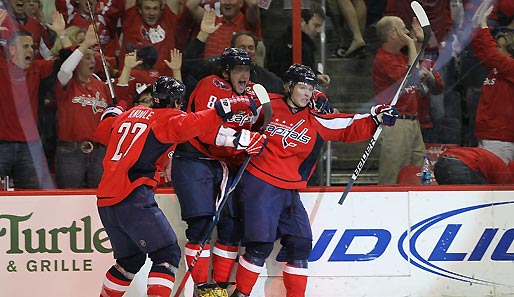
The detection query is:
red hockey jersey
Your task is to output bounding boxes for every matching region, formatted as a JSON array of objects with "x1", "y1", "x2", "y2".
[
  {"x1": 247, "y1": 97, "x2": 378, "y2": 189},
  {"x1": 95, "y1": 106, "x2": 223, "y2": 206}
]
